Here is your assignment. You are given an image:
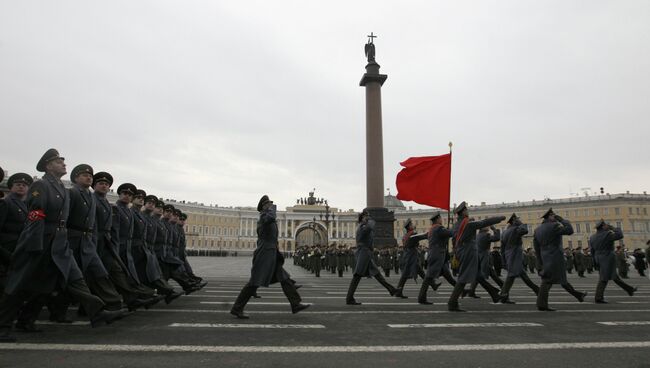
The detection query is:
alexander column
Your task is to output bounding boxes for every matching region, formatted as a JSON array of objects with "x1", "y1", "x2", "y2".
[{"x1": 359, "y1": 33, "x2": 396, "y2": 248}]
